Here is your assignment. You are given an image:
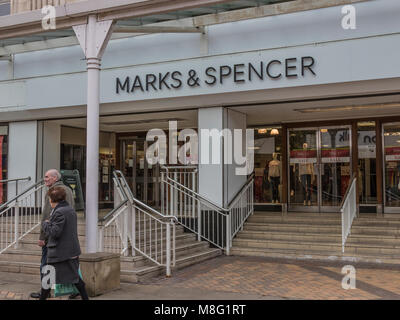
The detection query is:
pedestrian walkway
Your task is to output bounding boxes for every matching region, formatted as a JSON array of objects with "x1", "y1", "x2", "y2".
[{"x1": 1, "y1": 256, "x2": 400, "y2": 300}]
